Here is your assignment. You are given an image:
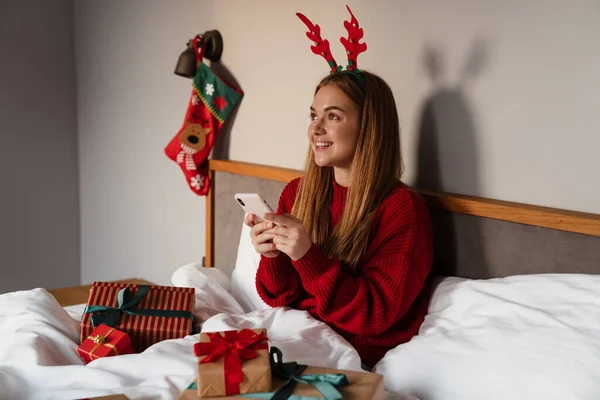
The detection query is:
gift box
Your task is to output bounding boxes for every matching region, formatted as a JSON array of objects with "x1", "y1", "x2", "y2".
[
  {"x1": 267, "y1": 364, "x2": 386, "y2": 400},
  {"x1": 183, "y1": 346, "x2": 385, "y2": 400},
  {"x1": 177, "y1": 381, "x2": 200, "y2": 400},
  {"x1": 81, "y1": 282, "x2": 196, "y2": 352},
  {"x1": 78, "y1": 324, "x2": 134, "y2": 364},
  {"x1": 178, "y1": 368, "x2": 384, "y2": 400},
  {"x1": 194, "y1": 329, "x2": 272, "y2": 397}
]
